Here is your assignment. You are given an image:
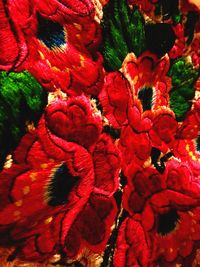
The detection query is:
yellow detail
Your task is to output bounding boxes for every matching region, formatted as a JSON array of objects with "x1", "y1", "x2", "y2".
[
  {"x1": 133, "y1": 75, "x2": 138, "y2": 85},
  {"x1": 41, "y1": 163, "x2": 48, "y2": 169},
  {"x1": 73, "y1": 23, "x2": 82, "y2": 31},
  {"x1": 188, "y1": 211, "x2": 194, "y2": 216},
  {"x1": 192, "y1": 155, "x2": 197, "y2": 161},
  {"x1": 80, "y1": 54, "x2": 85, "y2": 67},
  {"x1": 15, "y1": 200, "x2": 23, "y2": 207},
  {"x1": 23, "y1": 186, "x2": 30, "y2": 195},
  {"x1": 51, "y1": 66, "x2": 60, "y2": 72},
  {"x1": 189, "y1": 151, "x2": 193, "y2": 156},
  {"x1": 46, "y1": 59, "x2": 51, "y2": 68},
  {"x1": 45, "y1": 217, "x2": 53, "y2": 224},
  {"x1": 186, "y1": 144, "x2": 190, "y2": 151},
  {"x1": 38, "y1": 50, "x2": 45, "y2": 60},
  {"x1": 65, "y1": 67, "x2": 70, "y2": 73},
  {"x1": 30, "y1": 172, "x2": 37, "y2": 181}
]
